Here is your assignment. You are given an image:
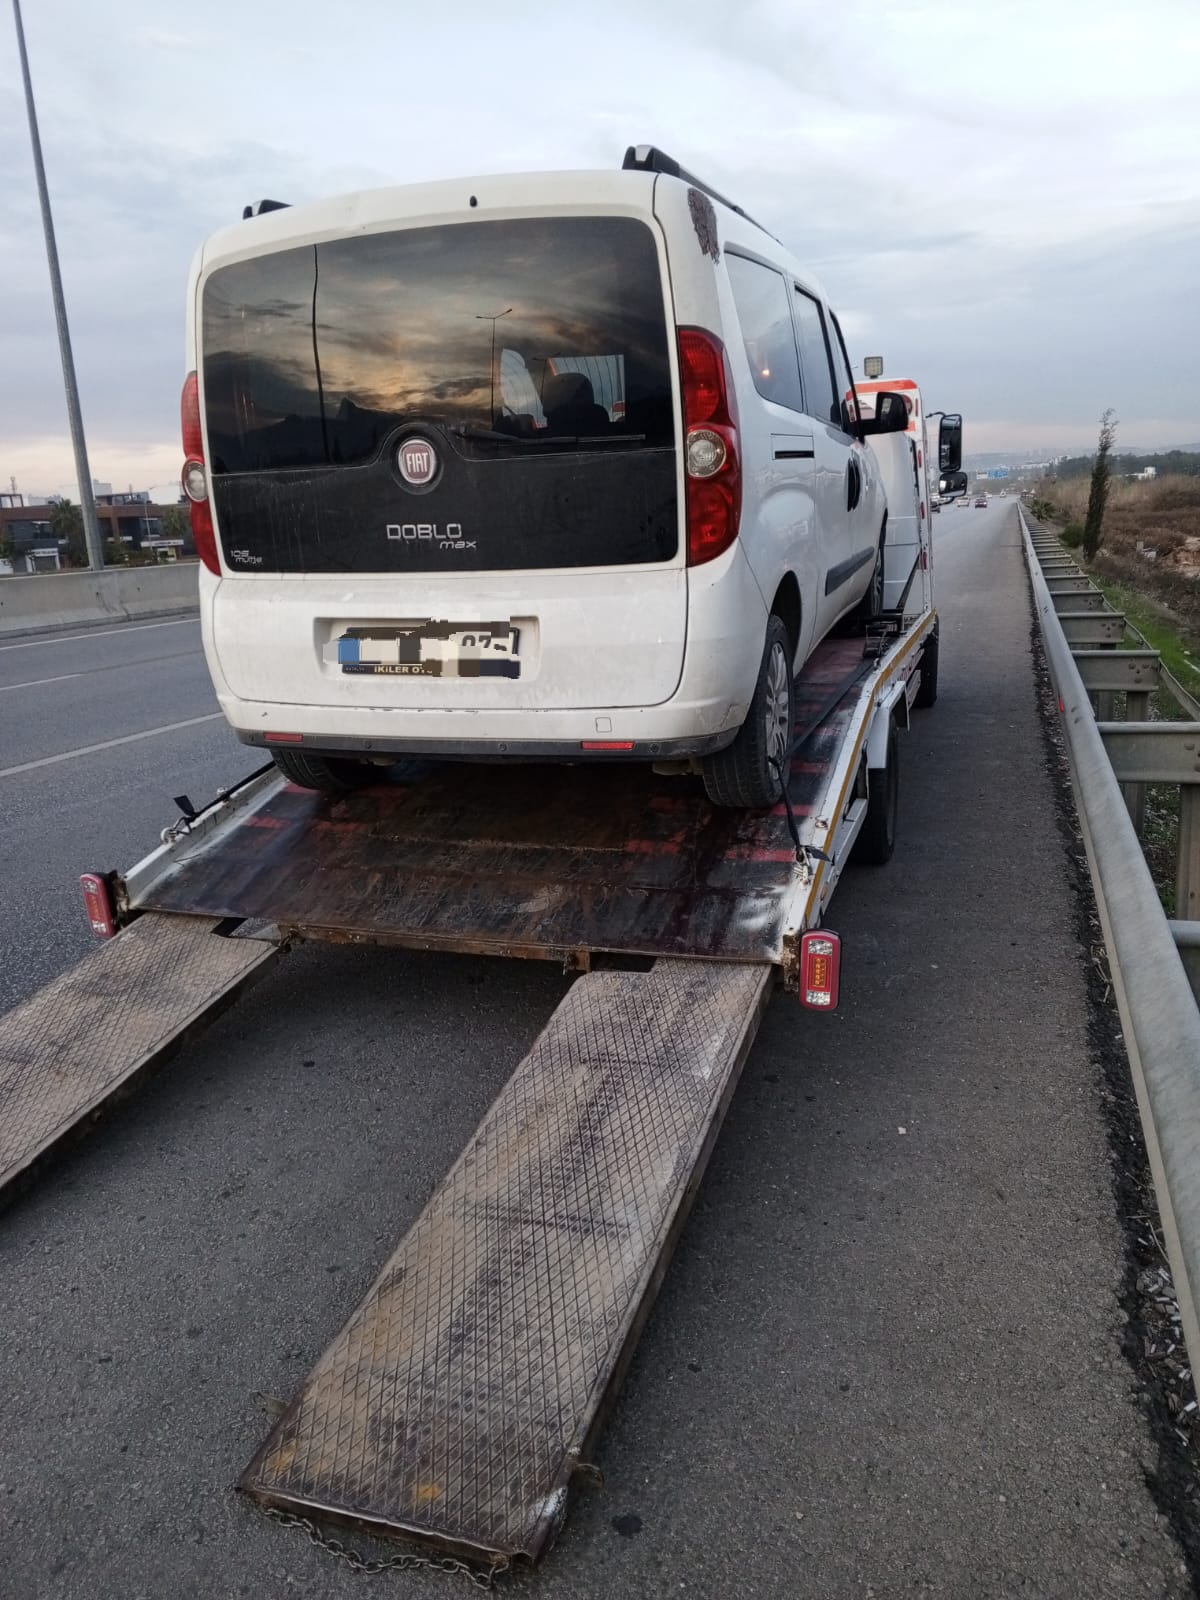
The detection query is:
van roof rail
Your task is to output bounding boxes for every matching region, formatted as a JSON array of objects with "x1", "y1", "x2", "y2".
[
  {"x1": 242, "y1": 199, "x2": 290, "y2": 221},
  {"x1": 621, "y1": 145, "x2": 776, "y2": 241}
]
